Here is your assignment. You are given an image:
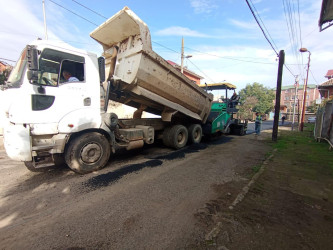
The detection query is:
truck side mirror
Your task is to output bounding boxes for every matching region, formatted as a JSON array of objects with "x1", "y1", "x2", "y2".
[
  {"x1": 27, "y1": 45, "x2": 38, "y2": 70},
  {"x1": 98, "y1": 56, "x2": 105, "y2": 83},
  {"x1": 27, "y1": 70, "x2": 38, "y2": 81}
]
